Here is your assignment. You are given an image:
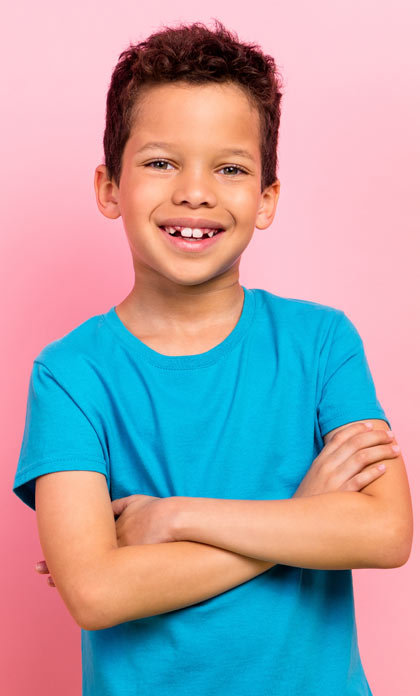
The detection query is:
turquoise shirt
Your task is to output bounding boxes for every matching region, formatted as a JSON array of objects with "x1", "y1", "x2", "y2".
[{"x1": 13, "y1": 286, "x2": 390, "y2": 695}]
